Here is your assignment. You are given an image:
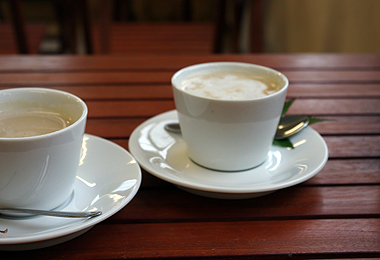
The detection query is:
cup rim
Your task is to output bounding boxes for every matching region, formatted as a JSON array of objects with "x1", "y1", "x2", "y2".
[
  {"x1": 0, "y1": 88, "x2": 87, "y2": 141},
  {"x1": 171, "y1": 62, "x2": 289, "y2": 102}
]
